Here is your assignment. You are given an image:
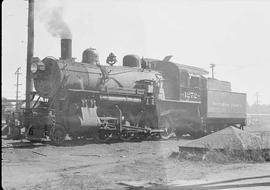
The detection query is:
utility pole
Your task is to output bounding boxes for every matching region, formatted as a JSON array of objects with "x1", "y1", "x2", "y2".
[
  {"x1": 25, "y1": 0, "x2": 34, "y2": 110},
  {"x1": 15, "y1": 67, "x2": 22, "y2": 111},
  {"x1": 24, "y1": 0, "x2": 35, "y2": 129},
  {"x1": 210, "y1": 63, "x2": 215, "y2": 79},
  {"x1": 255, "y1": 92, "x2": 260, "y2": 106},
  {"x1": 255, "y1": 92, "x2": 260, "y2": 122}
]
